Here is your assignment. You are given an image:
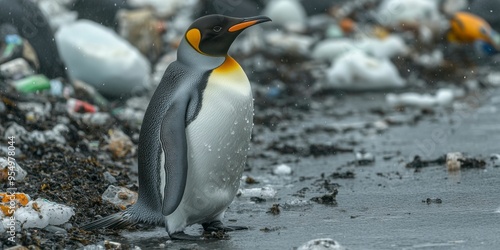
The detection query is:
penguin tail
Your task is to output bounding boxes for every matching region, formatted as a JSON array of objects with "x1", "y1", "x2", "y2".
[{"x1": 80, "y1": 211, "x2": 136, "y2": 230}]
